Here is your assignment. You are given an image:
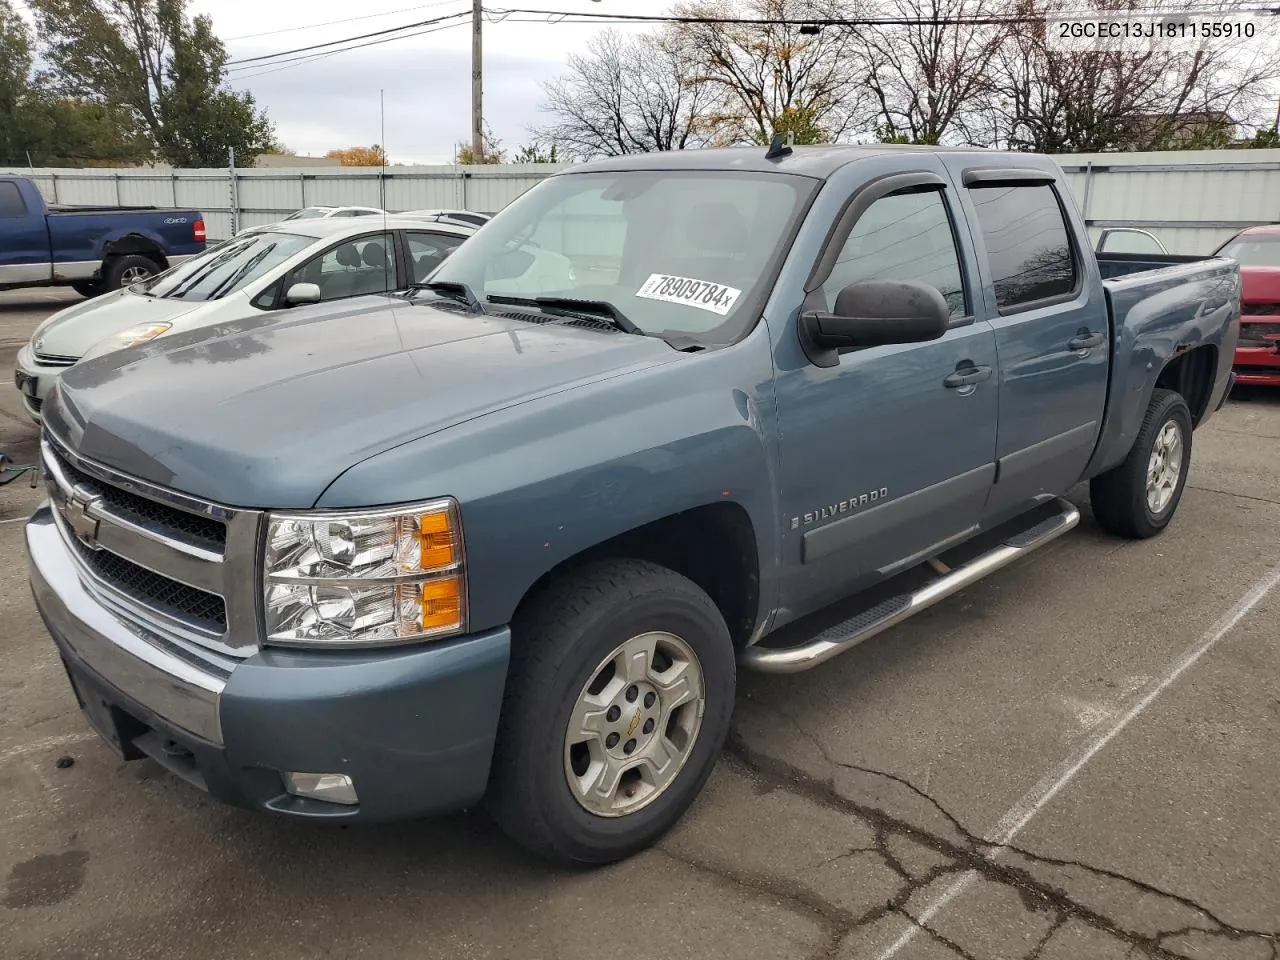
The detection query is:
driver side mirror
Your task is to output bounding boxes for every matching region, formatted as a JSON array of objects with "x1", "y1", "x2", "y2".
[
  {"x1": 799, "y1": 279, "x2": 950, "y2": 368},
  {"x1": 284, "y1": 281, "x2": 321, "y2": 306}
]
